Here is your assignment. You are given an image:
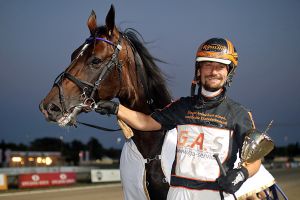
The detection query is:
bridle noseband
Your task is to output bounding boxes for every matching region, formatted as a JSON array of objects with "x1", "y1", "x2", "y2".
[{"x1": 53, "y1": 32, "x2": 123, "y2": 115}]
